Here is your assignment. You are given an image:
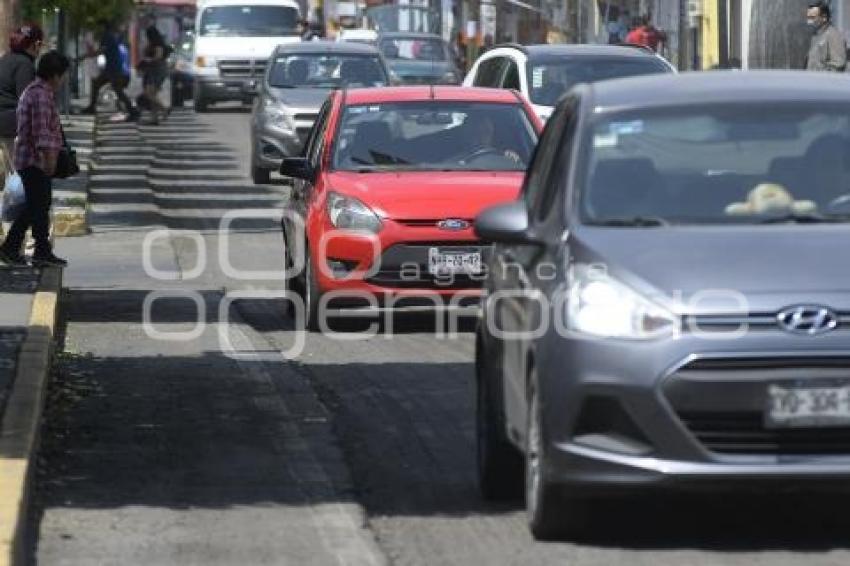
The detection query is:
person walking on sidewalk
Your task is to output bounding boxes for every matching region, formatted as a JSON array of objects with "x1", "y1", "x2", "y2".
[
  {"x1": 0, "y1": 51, "x2": 70, "y2": 267},
  {"x1": 80, "y1": 20, "x2": 139, "y2": 120},
  {"x1": 805, "y1": 1, "x2": 847, "y2": 72},
  {"x1": 0, "y1": 24, "x2": 43, "y2": 157}
]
